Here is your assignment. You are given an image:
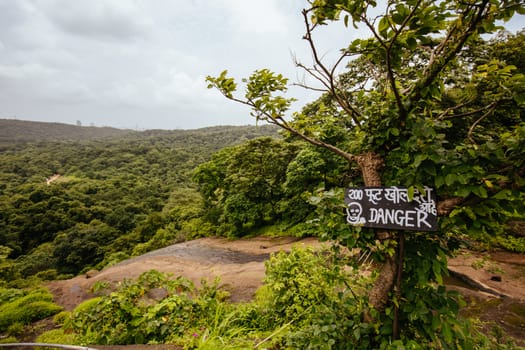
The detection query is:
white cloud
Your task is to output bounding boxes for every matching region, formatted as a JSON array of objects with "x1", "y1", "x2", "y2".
[
  {"x1": 221, "y1": 0, "x2": 290, "y2": 35},
  {"x1": 39, "y1": 0, "x2": 152, "y2": 42},
  {"x1": 2, "y1": 0, "x2": 520, "y2": 130},
  {"x1": 0, "y1": 0, "x2": 371, "y2": 129}
]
